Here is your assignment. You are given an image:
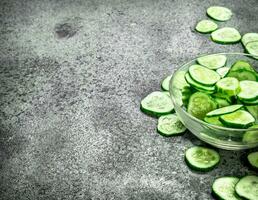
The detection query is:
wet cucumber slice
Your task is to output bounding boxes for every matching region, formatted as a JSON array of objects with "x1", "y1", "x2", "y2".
[
  {"x1": 141, "y1": 91, "x2": 174, "y2": 117},
  {"x1": 197, "y1": 54, "x2": 227, "y2": 70},
  {"x1": 230, "y1": 60, "x2": 256, "y2": 72},
  {"x1": 211, "y1": 27, "x2": 241, "y2": 44},
  {"x1": 216, "y1": 77, "x2": 240, "y2": 96},
  {"x1": 216, "y1": 67, "x2": 230, "y2": 78},
  {"x1": 246, "y1": 41, "x2": 258, "y2": 59},
  {"x1": 207, "y1": 6, "x2": 232, "y2": 21},
  {"x1": 242, "y1": 124, "x2": 258, "y2": 143},
  {"x1": 195, "y1": 20, "x2": 218, "y2": 33},
  {"x1": 235, "y1": 175, "x2": 258, "y2": 200},
  {"x1": 187, "y1": 92, "x2": 217, "y2": 120},
  {"x1": 185, "y1": 146, "x2": 220, "y2": 171},
  {"x1": 242, "y1": 33, "x2": 258, "y2": 46},
  {"x1": 157, "y1": 114, "x2": 186, "y2": 136},
  {"x1": 206, "y1": 104, "x2": 243, "y2": 117},
  {"x1": 212, "y1": 177, "x2": 241, "y2": 200},
  {"x1": 247, "y1": 151, "x2": 258, "y2": 170},
  {"x1": 204, "y1": 116, "x2": 224, "y2": 126},
  {"x1": 189, "y1": 65, "x2": 220, "y2": 86},
  {"x1": 237, "y1": 80, "x2": 258, "y2": 101},
  {"x1": 219, "y1": 110, "x2": 255, "y2": 128}
]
